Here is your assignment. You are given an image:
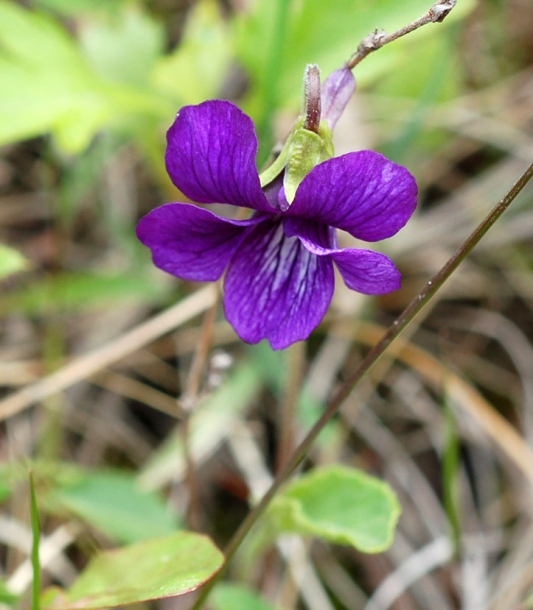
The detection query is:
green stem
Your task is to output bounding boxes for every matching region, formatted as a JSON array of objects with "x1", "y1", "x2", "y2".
[
  {"x1": 443, "y1": 390, "x2": 461, "y2": 555},
  {"x1": 29, "y1": 471, "x2": 41, "y2": 610},
  {"x1": 191, "y1": 163, "x2": 533, "y2": 610}
]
